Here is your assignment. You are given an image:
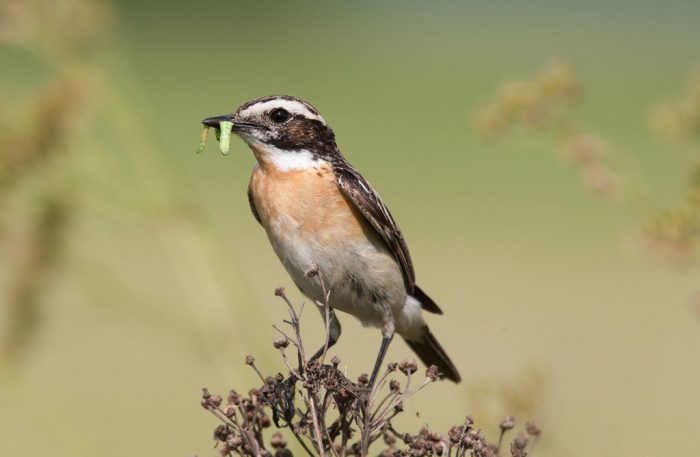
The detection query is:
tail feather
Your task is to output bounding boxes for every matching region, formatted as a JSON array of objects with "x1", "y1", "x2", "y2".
[
  {"x1": 404, "y1": 326, "x2": 461, "y2": 383},
  {"x1": 413, "y1": 285, "x2": 443, "y2": 314}
]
